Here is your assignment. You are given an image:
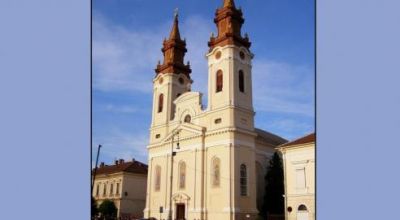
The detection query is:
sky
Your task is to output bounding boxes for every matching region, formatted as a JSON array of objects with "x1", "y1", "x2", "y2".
[{"x1": 92, "y1": 0, "x2": 315, "y2": 165}]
